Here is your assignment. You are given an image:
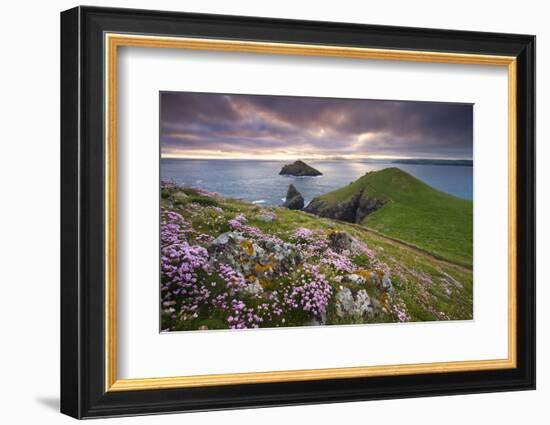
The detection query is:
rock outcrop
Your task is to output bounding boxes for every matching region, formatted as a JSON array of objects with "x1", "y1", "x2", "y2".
[
  {"x1": 343, "y1": 270, "x2": 393, "y2": 293},
  {"x1": 283, "y1": 184, "x2": 304, "y2": 210},
  {"x1": 335, "y1": 288, "x2": 374, "y2": 322},
  {"x1": 327, "y1": 231, "x2": 354, "y2": 253},
  {"x1": 279, "y1": 160, "x2": 322, "y2": 176},
  {"x1": 304, "y1": 189, "x2": 384, "y2": 224},
  {"x1": 208, "y1": 231, "x2": 301, "y2": 277}
]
